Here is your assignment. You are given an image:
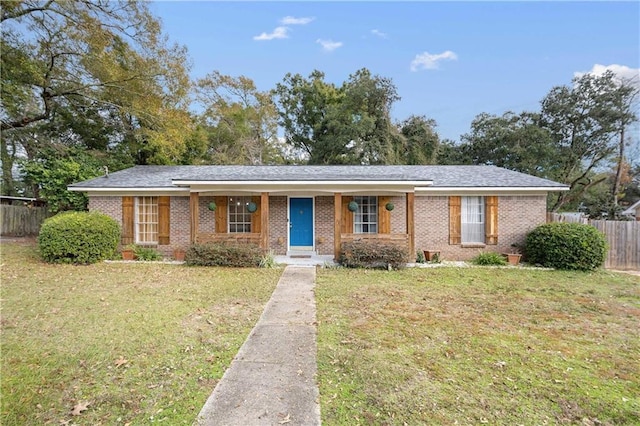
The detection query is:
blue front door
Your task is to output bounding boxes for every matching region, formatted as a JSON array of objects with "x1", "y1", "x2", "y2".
[{"x1": 289, "y1": 198, "x2": 313, "y2": 247}]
